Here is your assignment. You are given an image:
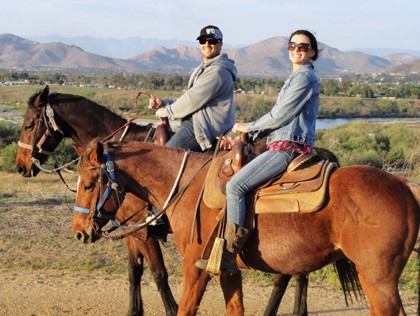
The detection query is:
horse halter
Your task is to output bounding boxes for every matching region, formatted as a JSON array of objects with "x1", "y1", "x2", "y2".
[
  {"x1": 73, "y1": 151, "x2": 124, "y2": 223},
  {"x1": 18, "y1": 102, "x2": 64, "y2": 162}
]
